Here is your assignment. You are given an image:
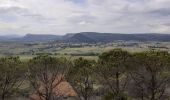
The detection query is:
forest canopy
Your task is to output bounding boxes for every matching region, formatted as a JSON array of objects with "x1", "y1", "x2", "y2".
[{"x1": 0, "y1": 49, "x2": 170, "y2": 100}]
